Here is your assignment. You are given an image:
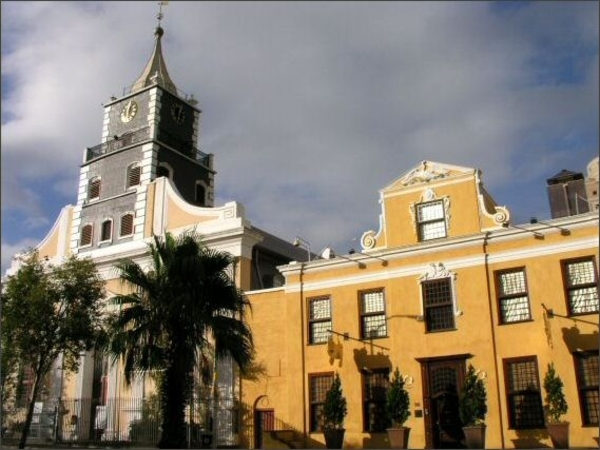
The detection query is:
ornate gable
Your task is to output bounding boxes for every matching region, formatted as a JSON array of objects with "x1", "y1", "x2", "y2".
[{"x1": 382, "y1": 160, "x2": 475, "y2": 192}]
